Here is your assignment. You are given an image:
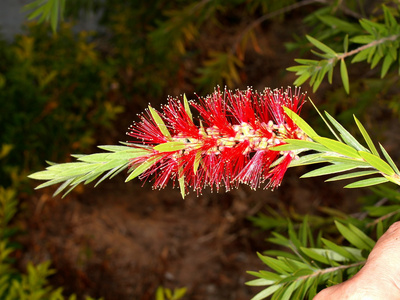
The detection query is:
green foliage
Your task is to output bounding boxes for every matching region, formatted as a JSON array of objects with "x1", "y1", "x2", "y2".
[
  {"x1": 248, "y1": 183, "x2": 400, "y2": 299},
  {"x1": 155, "y1": 286, "x2": 186, "y2": 300},
  {"x1": 288, "y1": 4, "x2": 400, "y2": 93},
  {"x1": 23, "y1": 0, "x2": 66, "y2": 32},
  {"x1": 0, "y1": 22, "x2": 122, "y2": 187},
  {"x1": 273, "y1": 106, "x2": 400, "y2": 188},
  {"x1": 247, "y1": 219, "x2": 372, "y2": 300}
]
